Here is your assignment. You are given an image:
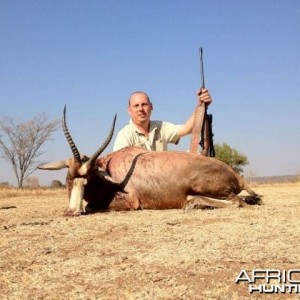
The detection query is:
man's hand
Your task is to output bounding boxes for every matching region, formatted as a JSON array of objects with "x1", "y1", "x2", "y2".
[{"x1": 197, "y1": 88, "x2": 212, "y2": 106}]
